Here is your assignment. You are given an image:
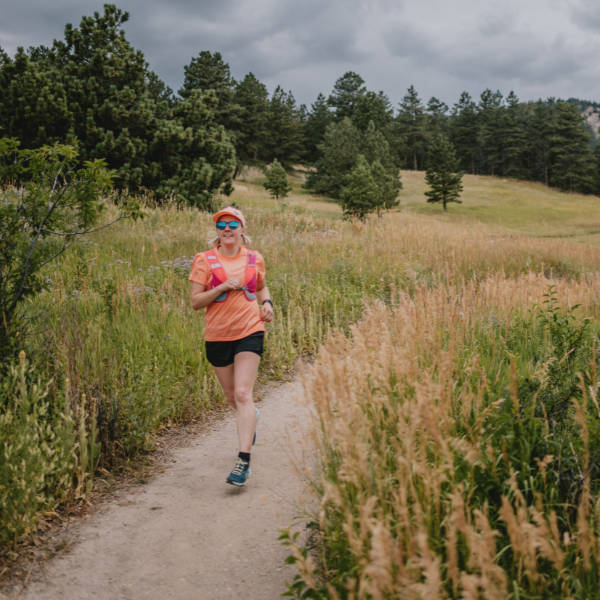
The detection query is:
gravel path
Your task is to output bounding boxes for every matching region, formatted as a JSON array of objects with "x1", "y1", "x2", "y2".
[{"x1": 14, "y1": 380, "x2": 311, "y2": 600}]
